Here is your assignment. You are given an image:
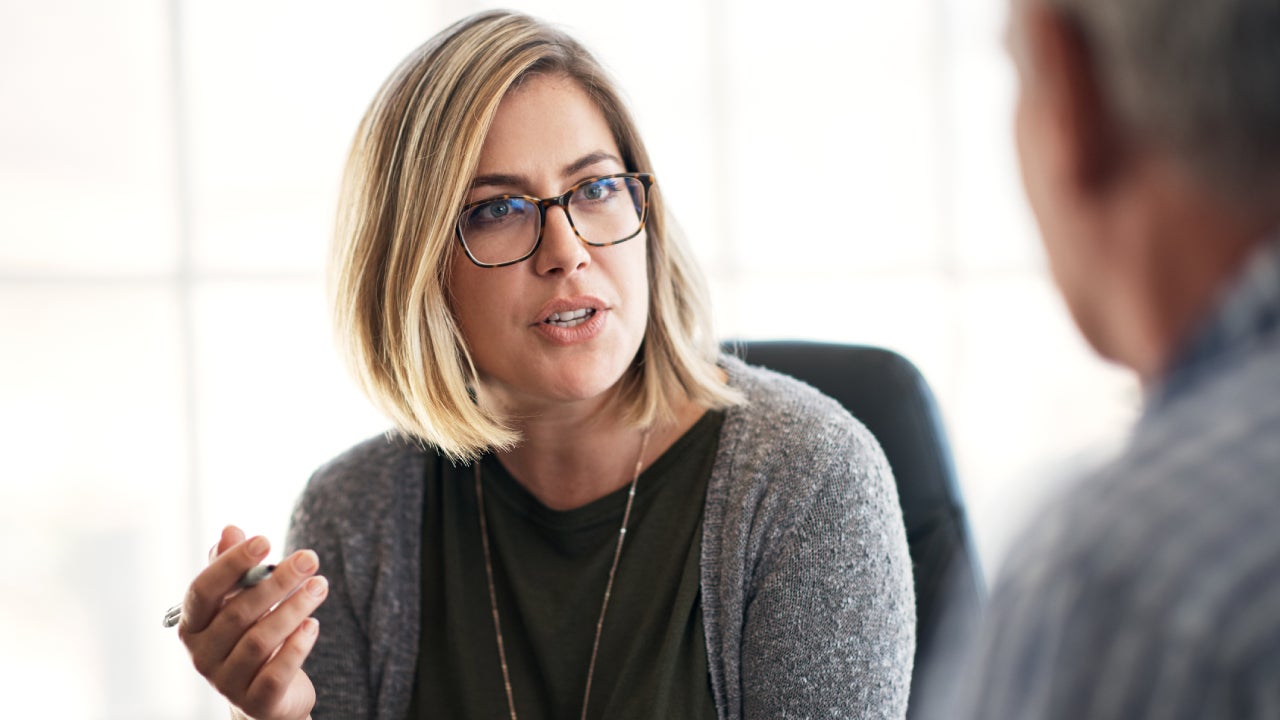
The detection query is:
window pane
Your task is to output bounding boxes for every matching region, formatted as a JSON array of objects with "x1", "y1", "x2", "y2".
[{"x1": 0, "y1": 0, "x2": 178, "y2": 275}]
